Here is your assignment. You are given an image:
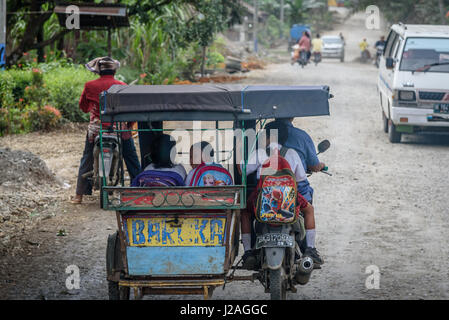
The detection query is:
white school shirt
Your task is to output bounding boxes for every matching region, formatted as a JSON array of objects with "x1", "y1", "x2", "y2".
[
  {"x1": 241, "y1": 142, "x2": 307, "y2": 182},
  {"x1": 144, "y1": 163, "x2": 187, "y2": 180}
]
